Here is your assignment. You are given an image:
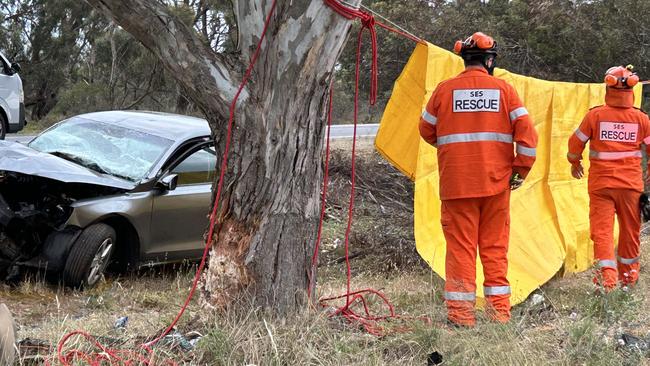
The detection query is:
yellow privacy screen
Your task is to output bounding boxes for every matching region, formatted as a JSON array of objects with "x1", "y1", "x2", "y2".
[{"x1": 375, "y1": 42, "x2": 642, "y2": 306}]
